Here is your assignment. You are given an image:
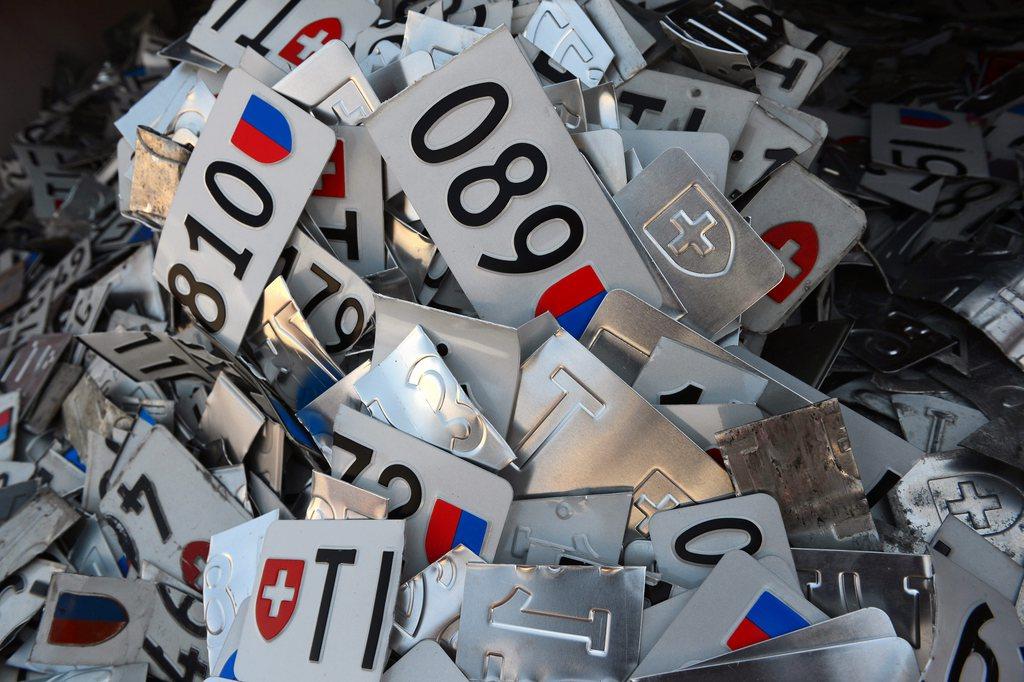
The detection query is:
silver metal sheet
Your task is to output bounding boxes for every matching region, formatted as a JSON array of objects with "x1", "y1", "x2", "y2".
[
  {"x1": 716, "y1": 399, "x2": 880, "y2": 551},
  {"x1": 25, "y1": 362, "x2": 83, "y2": 435},
  {"x1": 383, "y1": 640, "x2": 467, "y2": 681},
  {"x1": 573, "y1": 129, "x2": 627, "y2": 194},
  {"x1": 614, "y1": 148, "x2": 783, "y2": 335},
  {"x1": 1, "y1": 334, "x2": 72, "y2": 416},
  {"x1": 392, "y1": 545, "x2": 481, "y2": 655},
  {"x1": 0, "y1": 559, "x2": 65, "y2": 648},
  {"x1": 36, "y1": 446, "x2": 86, "y2": 497},
  {"x1": 212, "y1": 464, "x2": 250, "y2": 507},
  {"x1": 302, "y1": 124, "x2": 386, "y2": 278},
  {"x1": 306, "y1": 471, "x2": 388, "y2": 520},
  {"x1": 401, "y1": 12, "x2": 486, "y2": 68},
  {"x1": 544, "y1": 80, "x2": 587, "y2": 134},
  {"x1": 582, "y1": 81, "x2": 620, "y2": 130},
  {"x1": 69, "y1": 516, "x2": 124, "y2": 578},
  {"x1": 616, "y1": 129, "x2": 729, "y2": 190},
  {"x1": 245, "y1": 276, "x2": 344, "y2": 411},
  {"x1": 632, "y1": 550, "x2": 827, "y2": 677},
  {"x1": 649, "y1": 493, "x2": 800, "y2": 591},
  {"x1": 203, "y1": 511, "x2": 279, "y2": 670},
  {"x1": 0, "y1": 479, "x2": 37, "y2": 523},
  {"x1": 892, "y1": 394, "x2": 988, "y2": 453},
  {"x1": 642, "y1": 636, "x2": 918, "y2": 681},
  {"x1": 365, "y1": 28, "x2": 667, "y2": 328},
  {"x1": 198, "y1": 373, "x2": 266, "y2": 463},
  {"x1": 633, "y1": 337, "x2": 768, "y2": 407},
  {"x1": 99, "y1": 425, "x2": 251, "y2": 584},
  {"x1": 128, "y1": 127, "x2": 190, "y2": 227},
  {"x1": 371, "y1": 295, "x2": 521, "y2": 437},
  {"x1": 456, "y1": 564, "x2": 644, "y2": 681},
  {"x1": 140, "y1": 563, "x2": 209, "y2": 682},
  {"x1": 493, "y1": 491, "x2": 632, "y2": 566},
  {"x1": 98, "y1": 246, "x2": 166, "y2": 322},
  {"x1": 79, "y1": 331, "x2": 213, "y2": 385},
  {"x1": 640, "y1": 591, "x2": 695, "y2": 660},
  {"x1": 503, "y1": 329, "x2": 733, "y2": 541},
  {"x1": 728, "y1": 345, "x2": 924, "y2": 504},
  {"x1": 0, "y1": 489, "x2": 78, "y2": 584},
  {"x1": 579, "y1": 289, "x2": 752, "y2": 385},
  {"x1": 187, "y1": 0, "x2": 379, "y2": 70},
  {"x1": 725, "y1": 103, "x2": 812, "y2": 200},
  {"x1": 355, "y1": 325, "x2": 515, "y2": 471},
  {"x1": 889, "y1": 449, "x2": 1024, "y2": 563},
  {"x1": 523, "y1": 0, "x2": 614, "y2": 87},
  {"x1": 275, "y1": 40, "x2": 379, "y2": 125},
  {"x1": 754, "y1": 45, "x2": 823, "y2": 109},
  {"x1": 652, "y1": 402, "x2": 765, "y2": 450},
  {"x1": 0, "y1": 460, "x2": 35, "y2": 488},
  {"x1": 740, "y1": 163, "x2": 866, "y2": 333},
  {"x1": 793, "y1": 547, "x2": 934, "y2": 670},
  {"x1": 39, "y1": 663, "x2": 150, "y2": 681},
  {"x1": 82, "y1": 432, "x2": 118, "y2": 514},
  {"x1": 615, "y1": 69, "x2": 756, "y2": 151},
  {"x1": 697, "y1": 607, "x2": 898, "y2": 666},
  {"x1": 366, "y1": 51, "x2": 435, "y2": 102},
  {"x1": 64, "y1": 279, "x2": 112, "y2": 336},
  {"x1": 578, "y1": 0, "x2": 646, "y2": 83},
  {"x1": 331, "y1": 406, "x2": 512, "y2": 579},
  {"x1": 924, "y1": 516, "x2": 1024, "y2": 681}
]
